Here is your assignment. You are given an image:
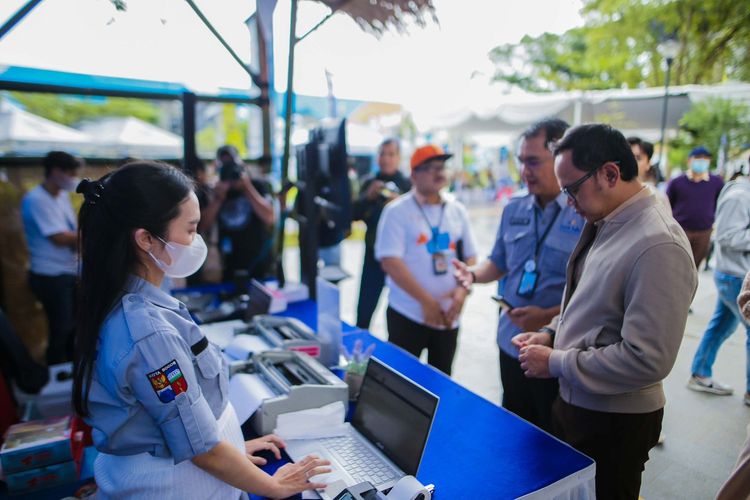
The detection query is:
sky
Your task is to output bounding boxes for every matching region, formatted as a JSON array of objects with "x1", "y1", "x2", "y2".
[{"x1": 0, "y1": 0, "x2": 584, "y2": 124}]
